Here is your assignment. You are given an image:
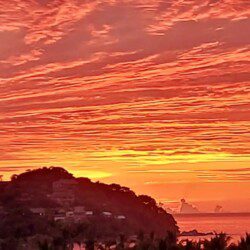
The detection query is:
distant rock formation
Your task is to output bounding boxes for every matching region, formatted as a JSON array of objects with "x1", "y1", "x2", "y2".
[
  {"x1": 180, "y1": 229, "x2": 214, "y2": 236},
  {"x1": 214, "y1": 205, "x2": 223, "y2": 213},
  {"x1": 180, "y1": 199, "x2": 199, "y2": 214}
]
